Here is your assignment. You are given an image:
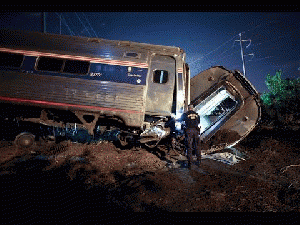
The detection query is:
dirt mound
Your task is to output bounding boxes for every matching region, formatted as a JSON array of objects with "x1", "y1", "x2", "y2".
[{"x1": 1, "y1": 126, "x2": 300, "y2": 212}]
